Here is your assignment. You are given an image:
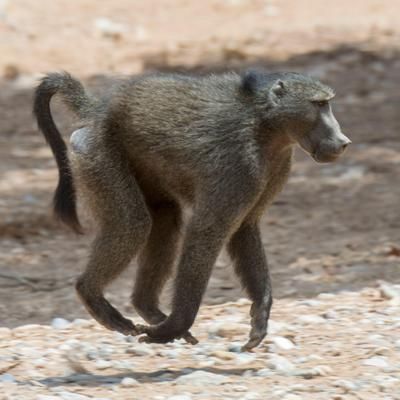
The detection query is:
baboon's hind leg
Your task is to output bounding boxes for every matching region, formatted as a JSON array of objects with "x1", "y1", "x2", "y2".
[
  {"x1": 72, "y1": 143, "x2": 151, "y2": 336},
  {"x1": 132, "y1": 203, "x2": 198, "y2": 344}
]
